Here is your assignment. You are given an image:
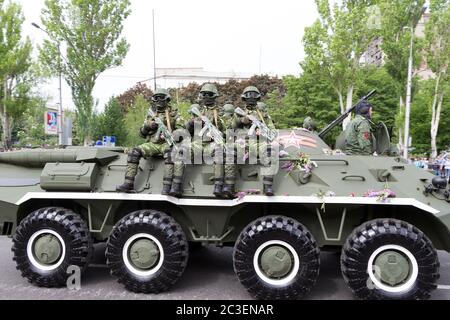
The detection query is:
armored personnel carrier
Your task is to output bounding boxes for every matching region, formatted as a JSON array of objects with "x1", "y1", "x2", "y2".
[{"x1": 0, "y1": 115, "x2": 449, "y2": 300}]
